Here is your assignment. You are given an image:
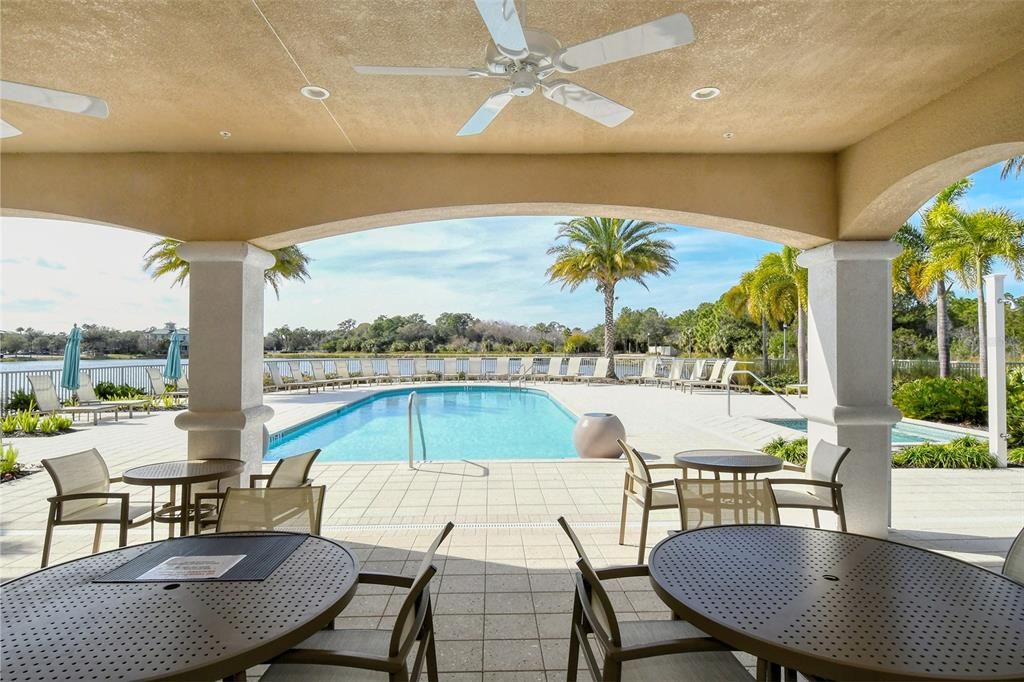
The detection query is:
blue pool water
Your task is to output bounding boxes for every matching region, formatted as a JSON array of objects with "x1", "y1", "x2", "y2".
[
  {"x1": 761, "y1": 418, "x2": 967, "y2": 445},
  {"x1": 268, "y1": 386, "x2": 578, "y2": 462}
]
